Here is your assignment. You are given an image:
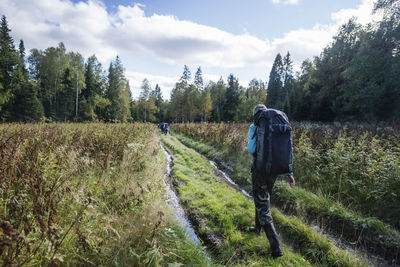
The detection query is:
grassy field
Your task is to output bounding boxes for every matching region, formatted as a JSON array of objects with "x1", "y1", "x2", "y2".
[
  {"x1": 171, "y1": 122, "x2": 400, "y2": 265},
  {"x1": 0, "y1": 123, "x2": 211, "y2": 266},
  {"x1": 1, "y1": 122, "x2": 397, "y2": 266}
]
